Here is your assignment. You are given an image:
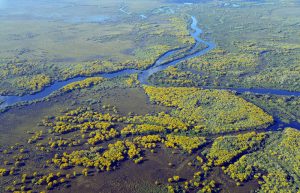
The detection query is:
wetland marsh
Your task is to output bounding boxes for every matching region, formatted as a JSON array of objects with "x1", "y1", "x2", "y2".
[{"x1": 0, "y1": 0, "x2": 299, "y2": 193}]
